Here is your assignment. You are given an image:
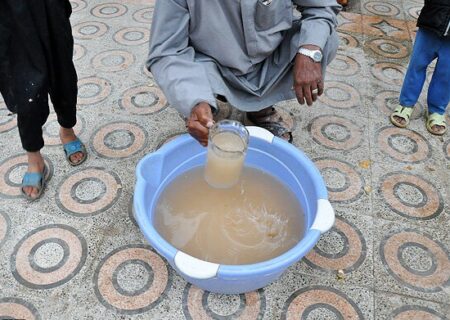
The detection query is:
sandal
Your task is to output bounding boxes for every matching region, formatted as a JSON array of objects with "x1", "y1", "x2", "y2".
[
  {"x1": 21, "y1": 165, "x2": 48, "y2": 201},
  {"x1": 426, "y1": 112, "x2": 447, "y2": 135},
  {"x1": 390, "y1": 106, "x2": 414, "y2": 128},
  {"x1": 246, "y1": 107, "x2": 294, "y2": 143},
  {"x1": 63, "y1": 138, "x2": 87, "y2": 166}
]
